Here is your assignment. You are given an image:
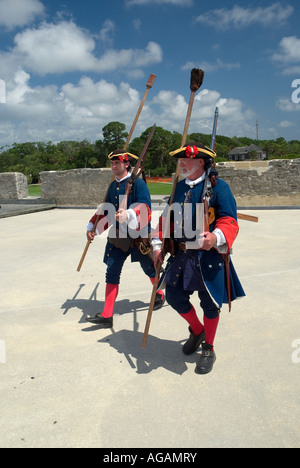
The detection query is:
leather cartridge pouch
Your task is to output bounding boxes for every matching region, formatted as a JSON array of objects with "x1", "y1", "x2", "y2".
[
  {"x1": 108, "y1": 228, "x2": 153, "y2": 258},
  {"x1": 133, "y1": 235, "x2": 153, "y2": 257},
  {"x1": 108, "y1": 228, "x2": 132, "y2": 253}
]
